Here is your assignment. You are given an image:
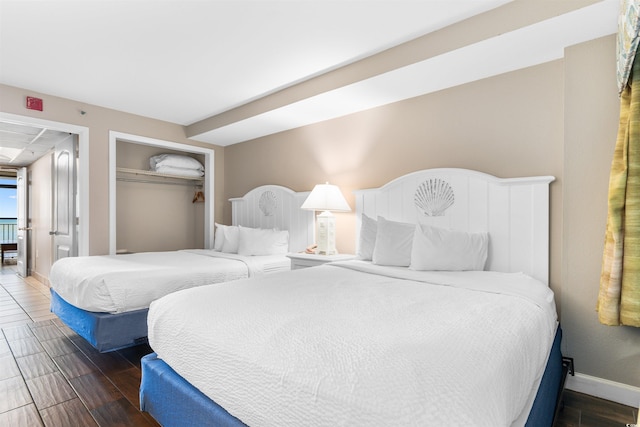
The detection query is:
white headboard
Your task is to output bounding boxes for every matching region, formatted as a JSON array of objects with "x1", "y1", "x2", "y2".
[
  {"x1": 354, "y1": 168, "x2": 555, "y2": 284},
  {"x1": 229, "y1": 185, "x2": 314, "y2": 253}
]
